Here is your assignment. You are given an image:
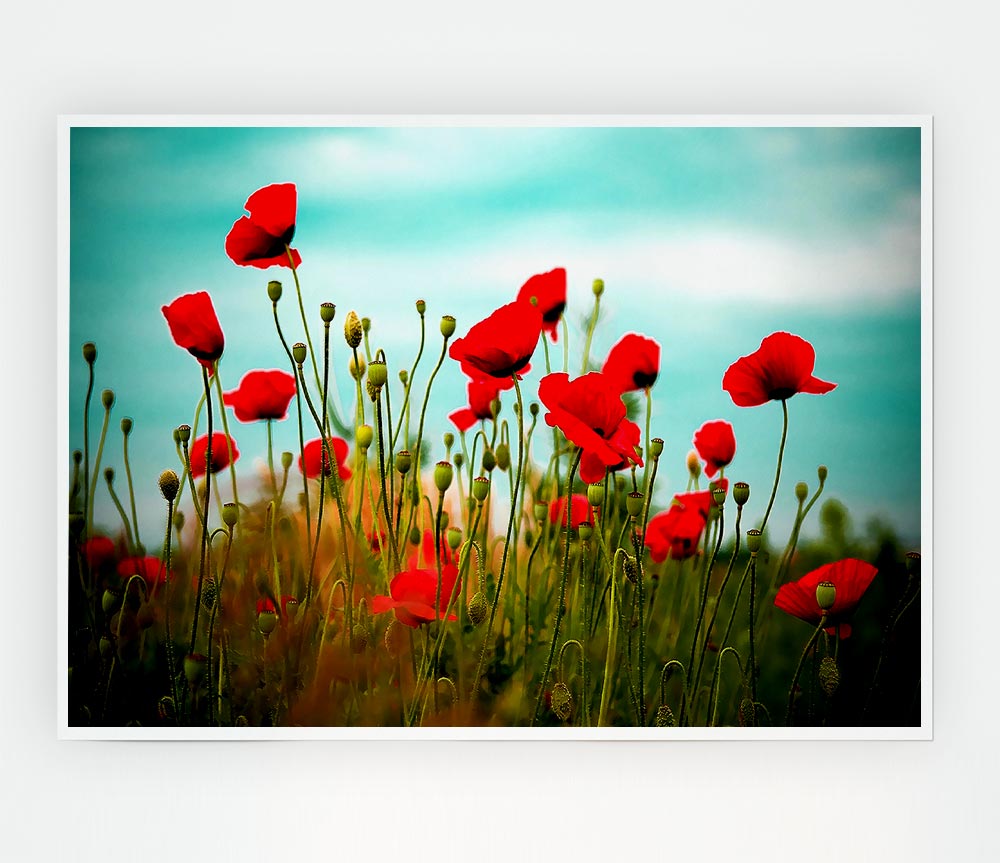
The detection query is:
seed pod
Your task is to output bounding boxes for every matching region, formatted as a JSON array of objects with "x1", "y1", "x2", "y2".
[
  {"x1": 587, "y1": 482, "x2": 604, "y2": 508},
  {"x1": 292, "y1": 342, "x2": 307, "y2": 365},
  {"x1": 267, "y1": 280, "x2": 283, "y2": 302},
  {"x1": 815, "y1": 581, "x2": 836, "y2": 612},
  {"x1": 746, "y1": 529, "x2": 763, "y2": 555},
  {"x1": 222, "y1": 502, "x2": 238, "y2": 528},
  {"x1": 434, "y1": 461, "x2": 454, "y2": 493},
  {"x1": 319, "y1": 301, "x2": 336, "y2": 323},
  {"x1": 368, "y1": 360, "x2": 388, "y2": 388},
  {"x1": 626, "y1": 492, "x2": 644, "y2": 518},
  {"x1": 258, "y1": 610, "x2": 278, "y2": 636},
  {"x1": 440, "y1": 315, "x2": 456, "y2": 338},
  {"x1": 83, "y1": 342, "x2": 97, "y2": 364},
  {"x1": 356, "y1": 425, "x2": 374, "y2": 450},
  {"x1": 472, "y1": 476, "x2": 490, "y2": 502},
  {"x1": 733, "y1": 481, "x2": 750, "y2": 507}
]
